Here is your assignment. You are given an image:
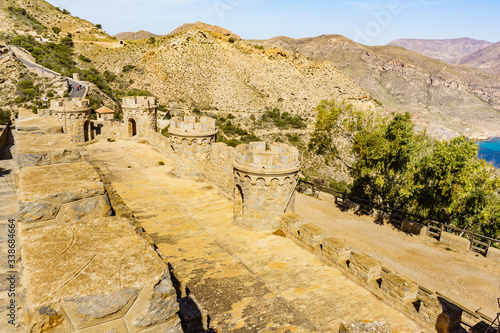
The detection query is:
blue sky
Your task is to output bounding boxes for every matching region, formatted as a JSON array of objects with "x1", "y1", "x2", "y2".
[{"x1": 45, "y1": 0, "x2": 500, "y2": 45}]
